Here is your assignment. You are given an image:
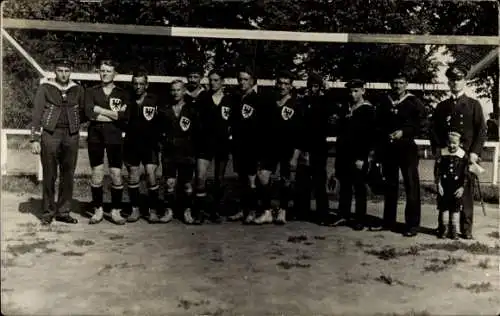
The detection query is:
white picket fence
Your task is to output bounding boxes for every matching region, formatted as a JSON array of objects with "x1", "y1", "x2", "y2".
[{"x1": 1, "y1": 128, "x2": 499, "y2": 184}]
